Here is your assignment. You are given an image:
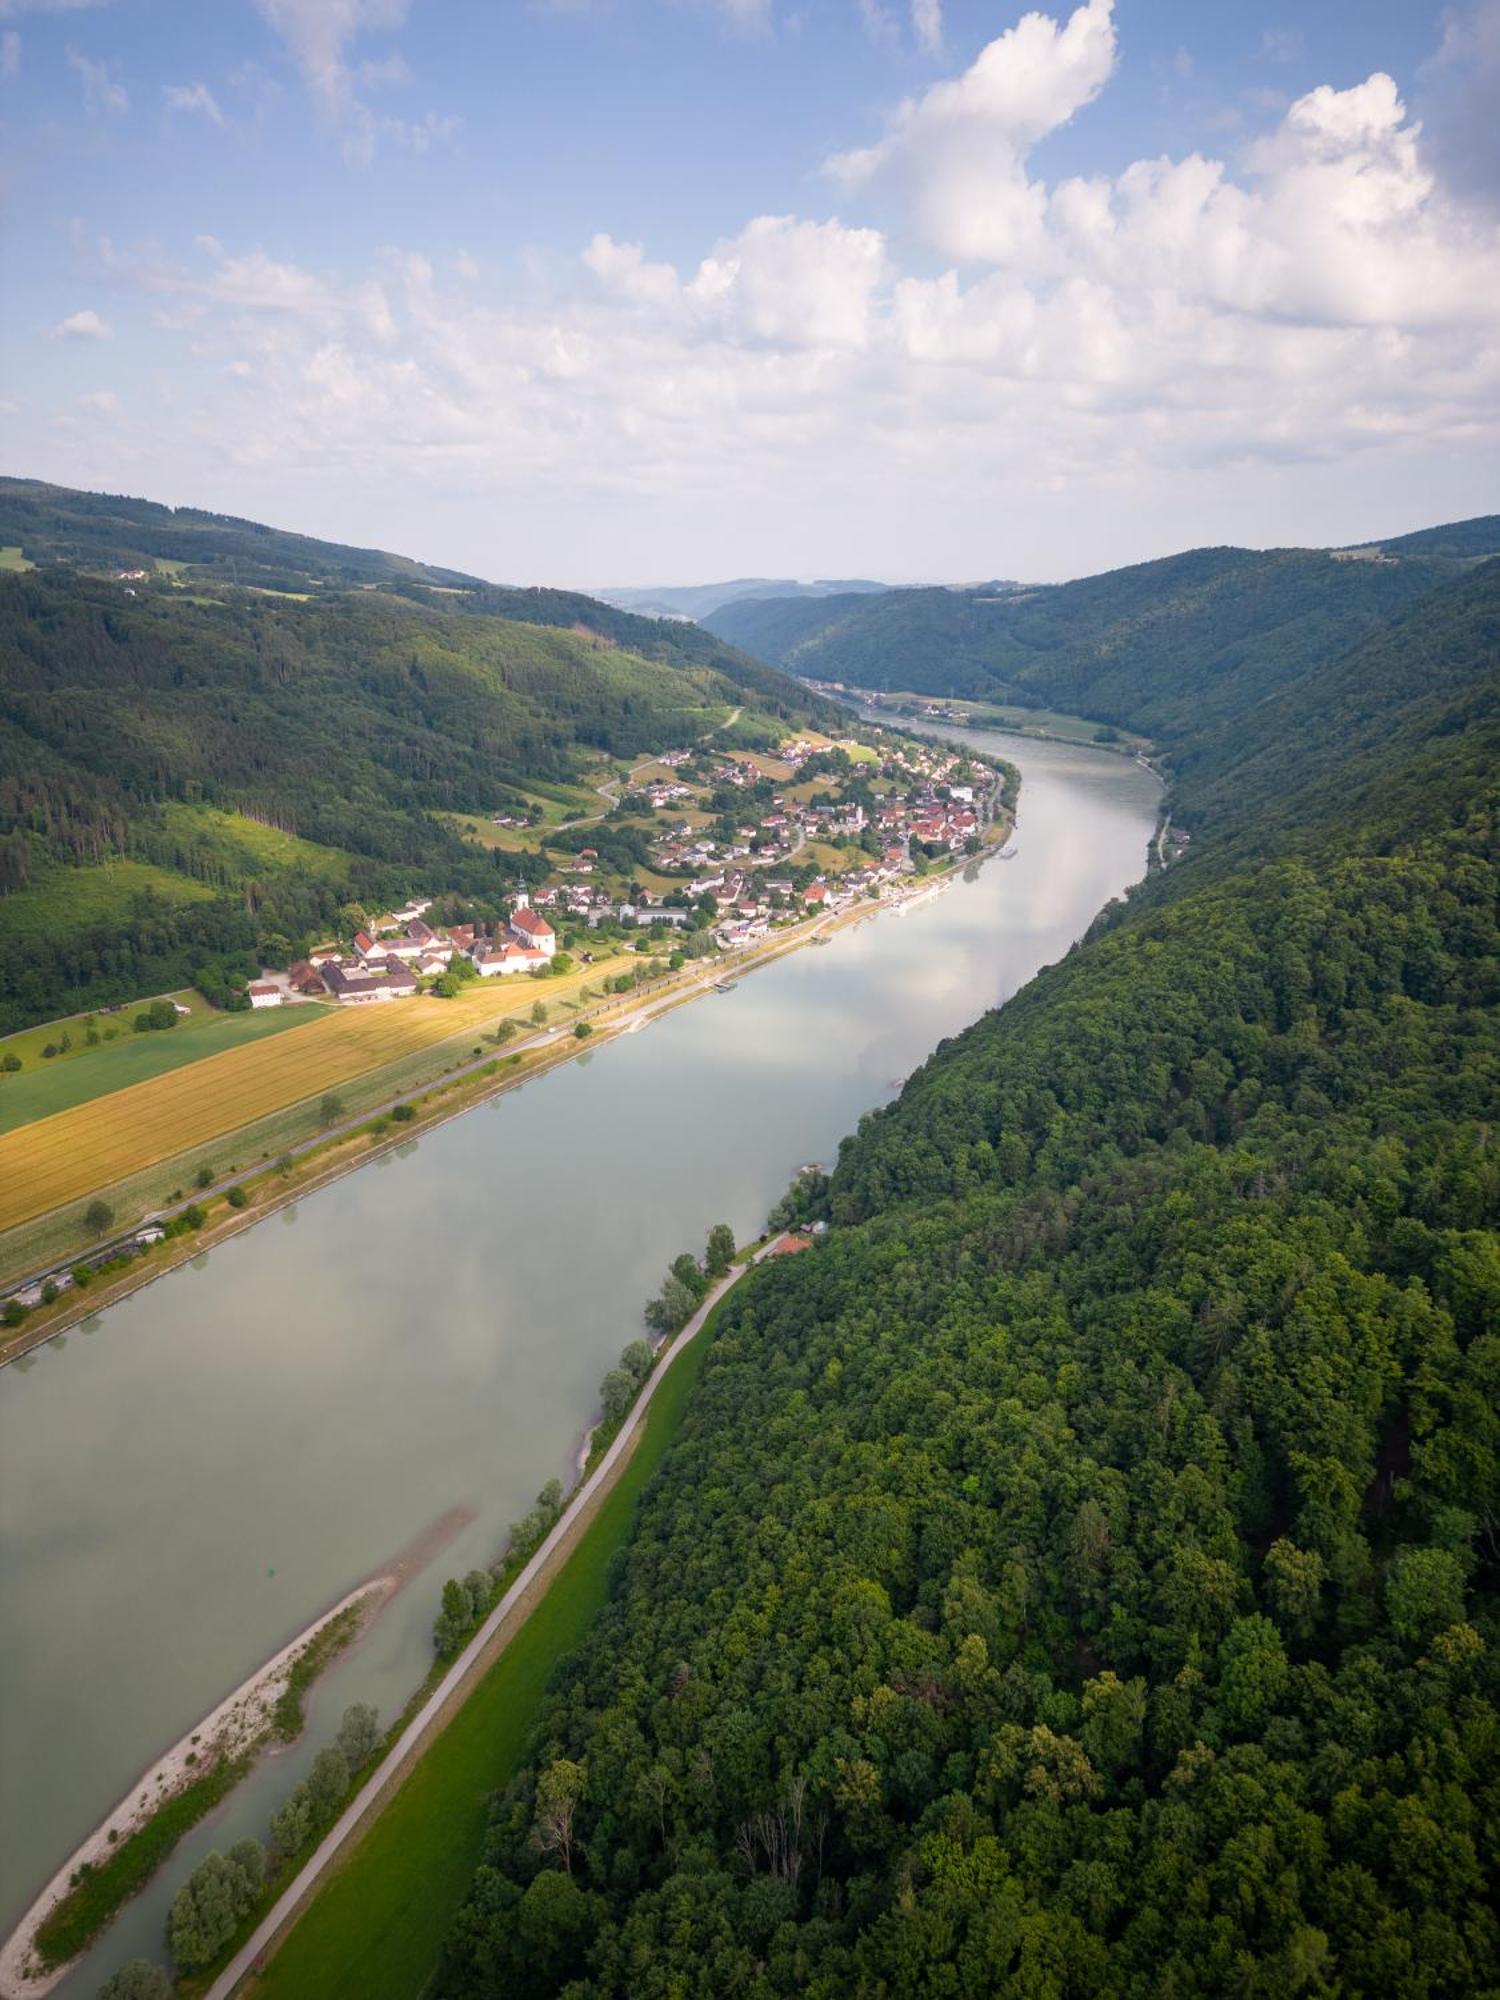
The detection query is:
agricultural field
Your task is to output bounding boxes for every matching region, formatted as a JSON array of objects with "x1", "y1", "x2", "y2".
[
  {"x1": 0, "y1": 545, "x2": 34, "y2": 572},
  {"x1": 0, "y1": 994, "x2": 326, "y2": 1135},
  {"x1": 0, "y1": 956, "x2": 628, "y2": 1235}
]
